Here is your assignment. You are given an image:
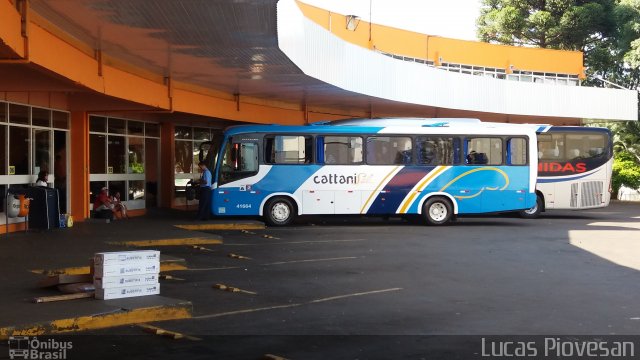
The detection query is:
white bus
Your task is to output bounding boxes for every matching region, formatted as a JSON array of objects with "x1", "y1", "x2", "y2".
[{"x1": 519, "y1": 126, "x2": 613, "y2": 218}]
